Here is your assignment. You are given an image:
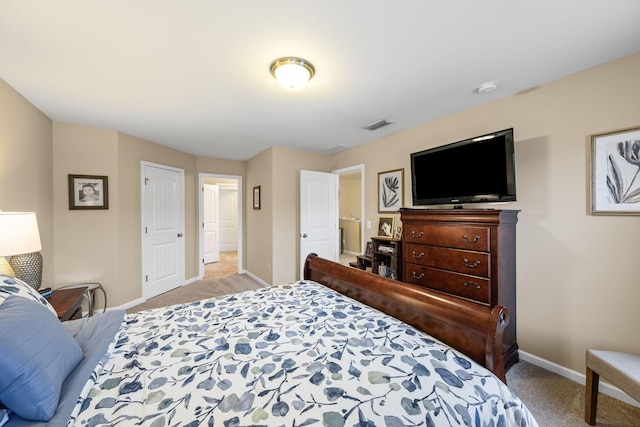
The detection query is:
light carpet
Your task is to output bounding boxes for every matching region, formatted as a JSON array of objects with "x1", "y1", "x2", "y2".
[{"x1": 126, "y1": 273, "x2": 263, "y2": 313}]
